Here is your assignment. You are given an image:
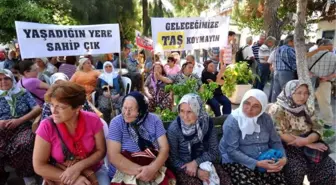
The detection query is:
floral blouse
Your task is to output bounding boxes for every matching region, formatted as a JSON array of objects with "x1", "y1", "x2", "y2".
[{"x1": 268, "y1": 104, "x2": 323, "y2": 137}]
